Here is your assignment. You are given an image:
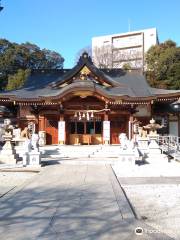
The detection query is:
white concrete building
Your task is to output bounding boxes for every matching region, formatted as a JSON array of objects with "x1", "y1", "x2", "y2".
[{"x1": 92, "y1": 28, "x2": 158, "y2": 69}]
